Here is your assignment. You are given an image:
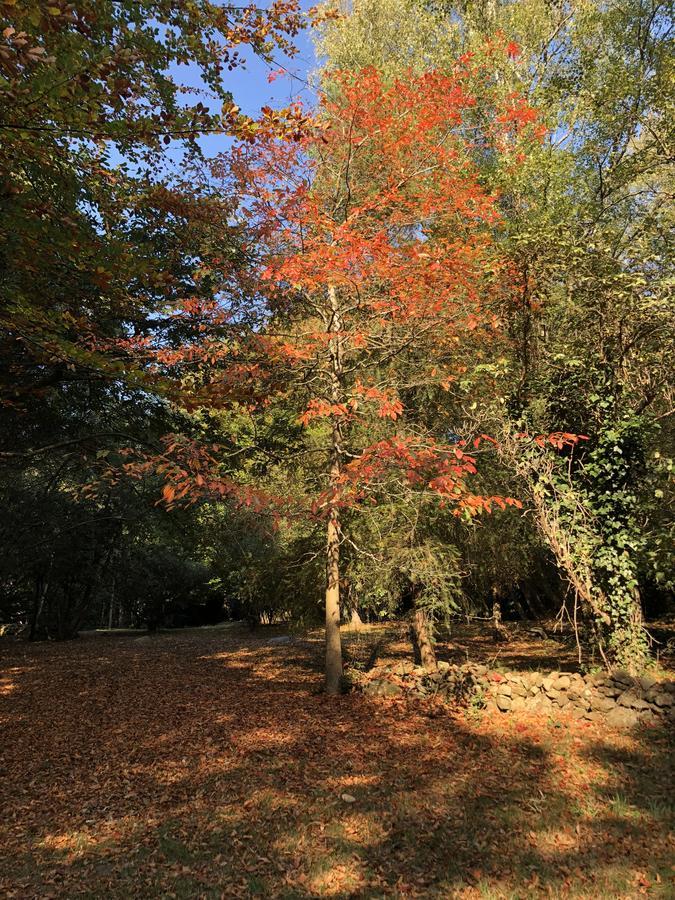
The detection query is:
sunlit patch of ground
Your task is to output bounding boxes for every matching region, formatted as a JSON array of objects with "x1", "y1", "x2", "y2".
[{"x1": 0, "y1": 627, "x2": 672, "y2": 898}]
